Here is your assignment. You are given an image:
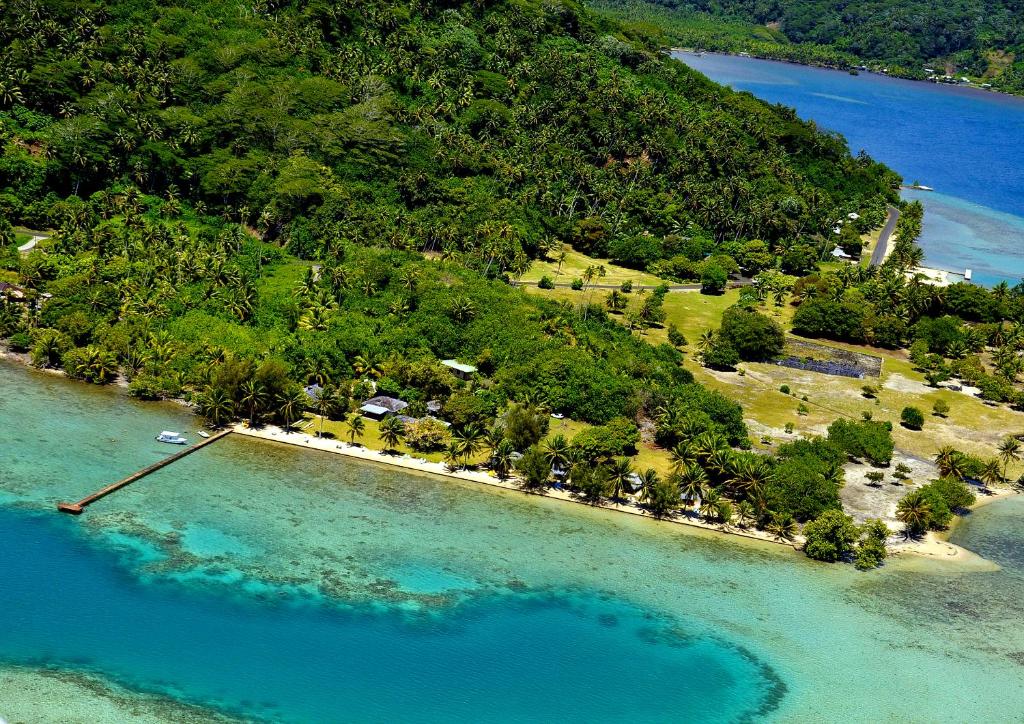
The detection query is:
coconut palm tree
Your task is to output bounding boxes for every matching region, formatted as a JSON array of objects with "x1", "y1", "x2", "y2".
[
  {"x1": 980, "y1": 459, "x2": 1003, "y2": 490},
  {"x1": 669, "y1": 442, "x2": 696, "y2": 472},
  {"x1": 998, "y1": 436, "x2": 1021, "y2": 480},
  {"x1": 240, "y1": 379, "x2": 266, "y2": 427},
  {"x1": 352, "y1": 352, "x2": 382, "y2": 379},
  {"x1": 934, "y1": 445, "x2": 964, "y2": 479},
  {"x1": 896, "y1": 492, "x2": 932, "y2": 537},
  {"x1": 766, "y1": 512, "x2": 798, "y2": 541},
  {"x1": 543, "y1": 434, "x2": 571, "y2": 473},
  {"x1": 729, "y1": 457, "x2": 771, "y2": 500},
  {"x1": 379, "y1": 416, "x2": 405, "y2": 453},
  {"x1": 735, "y1": 500, "x2": 755, "y2": 528},
  {"x1": 346, "y1": 416, "x2": 365, "y2": 446},
  {"x1": 699, "y1": 487, "x2": 722, "y2": 521},
  {"x1": 491, "y1": 439, "x2": 516, "y2": 479},
  {"x1": 454, "y1": 424, "x2": 485, "y2": 466},
  {"x1": 313, "y1": 384, "x2": 343, "y2": 438},
  {"x1": 637, "y1": 468, "x2": 661, "y2": 505},
  {"x1": 676, "y1": 463, "x2": 709, "y2": 511},
  {"x1": 608, "y1": 457, "x2": 634, "y2": 502},
  {"x1": 197, "y1": 386, "x2": 235, "y2": 427},
  {"x1": 276, "y1": 388, "x2": 307, "y2": 430},
  {"x1": 443, "y1": 441, "x2": 463, "y2": 471}
]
